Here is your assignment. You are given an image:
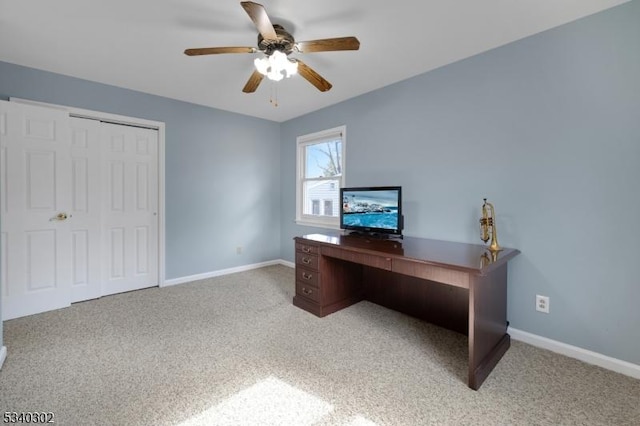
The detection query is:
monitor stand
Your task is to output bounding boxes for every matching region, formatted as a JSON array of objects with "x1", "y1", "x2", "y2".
[{"x1": 347, "y1": 230, "x2": 403, "y2": 240}]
